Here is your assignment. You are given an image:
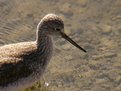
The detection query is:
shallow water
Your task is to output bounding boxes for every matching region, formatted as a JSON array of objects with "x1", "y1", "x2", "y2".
[{"x1": 0, "y1": 0, "x2": 121, "y2": 91}]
